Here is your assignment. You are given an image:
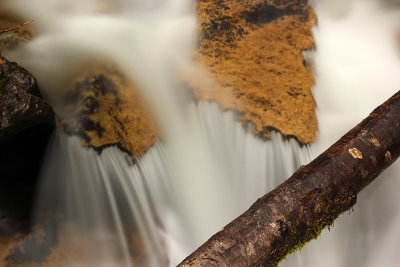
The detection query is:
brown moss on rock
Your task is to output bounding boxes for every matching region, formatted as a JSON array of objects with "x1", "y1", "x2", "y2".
[
  {"x1": 59, "y1": 64, "x2": 158, "y2": 159},
  {"x1": 193, "y1": 0, "x2": 317, "y2": 143}
]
